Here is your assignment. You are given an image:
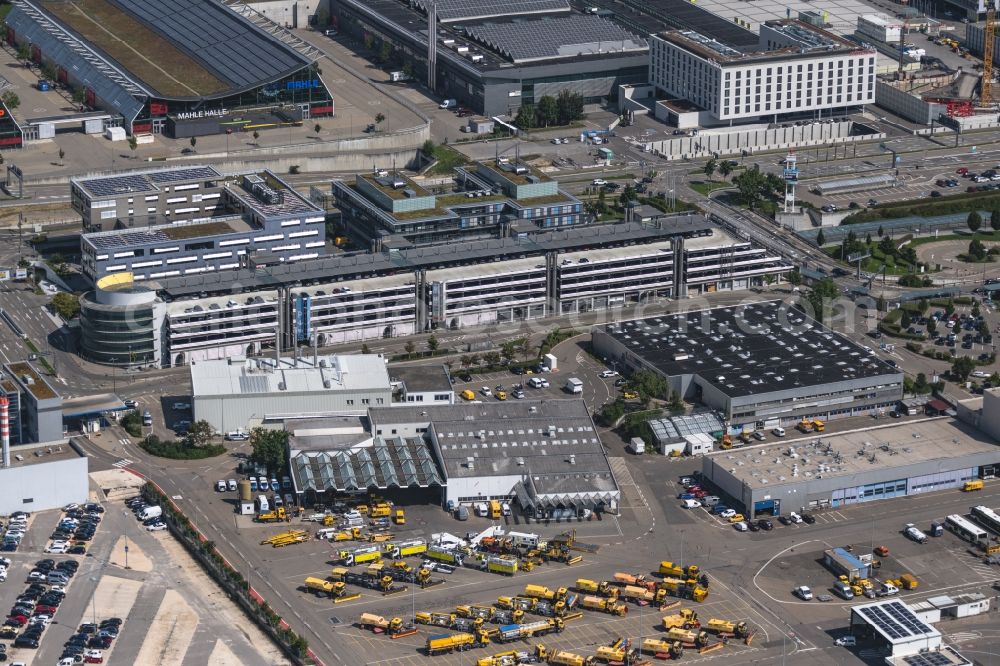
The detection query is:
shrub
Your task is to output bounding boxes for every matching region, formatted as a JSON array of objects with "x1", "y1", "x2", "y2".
[
  {"x1": 139, "y1": 435, "x2": 225, "y2": 459},
  {"x1": 120, "y1": 410, "x2": 143, "y2": 438}
]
